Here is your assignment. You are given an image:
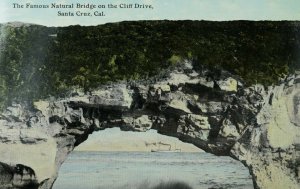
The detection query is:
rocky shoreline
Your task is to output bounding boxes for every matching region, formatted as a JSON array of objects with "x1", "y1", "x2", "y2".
[{"x1": 0, "y1": 61, "x2": 299, "y2": 189}]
